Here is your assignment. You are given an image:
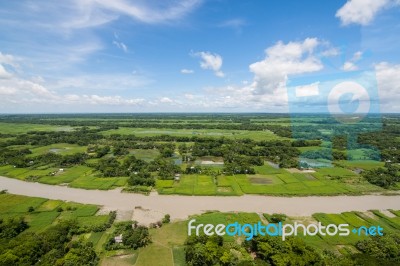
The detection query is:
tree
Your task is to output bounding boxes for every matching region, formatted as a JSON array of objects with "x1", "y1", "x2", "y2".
[
  {"x1": 61, "y1": 240, "x2": 98, "y2": 266},
  {"x1": 128, "y1": 171, "x2": 155, "y2": 186},
  {"x1": 0, "y1": 217, "x2": 29, "y2": 239},
  {"x1": 162, "y1": 214, "x2": 170, "y2": 224}
]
